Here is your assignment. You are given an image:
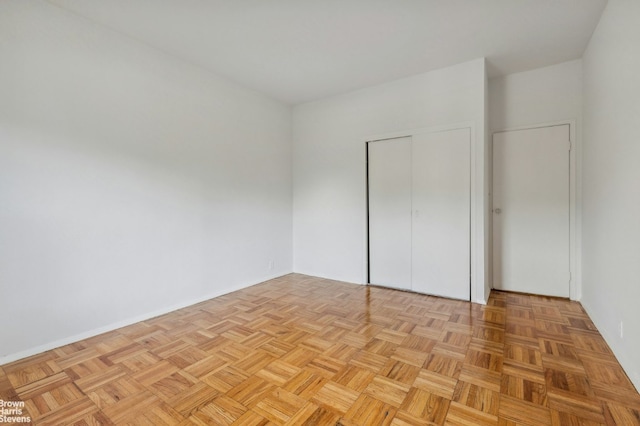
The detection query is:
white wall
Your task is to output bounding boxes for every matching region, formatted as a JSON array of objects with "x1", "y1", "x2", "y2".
[
  {"x1": 292, "y1": 59, "x2": 489, "y2": 304},
  {"x1": 0, "y1": 1, "x2": 292, "y2": 362},
  {"x1": 489, "y1": 60, "x2": 583, "y2": 300},
  {"x1": 489, "y1": 60, "x2": 582, "y2": 131},
  {"x1": 582, "y1": 0, "x2": 640, "y2": 390}
]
